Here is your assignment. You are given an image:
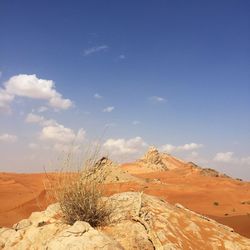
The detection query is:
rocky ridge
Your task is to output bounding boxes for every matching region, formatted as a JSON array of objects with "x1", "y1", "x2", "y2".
[
  {"x1": 1, "y1": 192, "x2": 249, "y2": 250},
  {"x1": 136, "y1": 147, "x2": 169, "y2": 172},
  {"x1": 137, "y1": 147, "x2": 232, "y2": 178},
  {"x1": 186, "y1": 162, "x2": 230, "y2": 178}
]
